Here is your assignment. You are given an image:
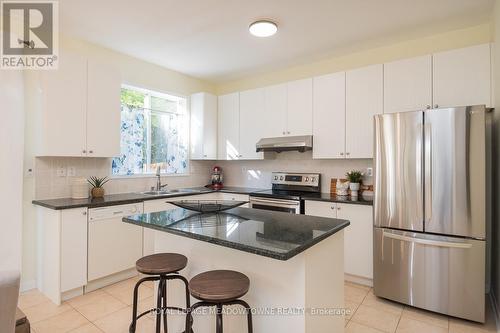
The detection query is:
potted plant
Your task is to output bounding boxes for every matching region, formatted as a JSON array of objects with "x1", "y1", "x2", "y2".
[
  {"x1": 346, "y1": 170, "x2": 363, "y2": 197},
  {"x1": 87, "y1": 176, "x2": 110, "y2": 198}
]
